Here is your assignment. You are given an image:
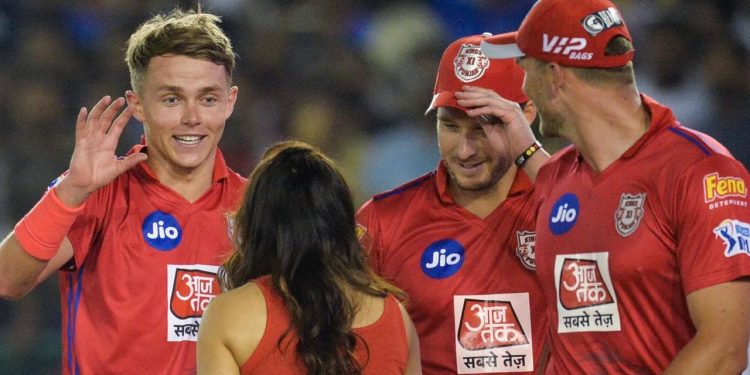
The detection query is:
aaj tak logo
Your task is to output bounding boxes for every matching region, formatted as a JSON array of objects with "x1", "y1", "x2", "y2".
[{"x1": 457, "y1": 299, "x2": 529, "y2": 350}]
